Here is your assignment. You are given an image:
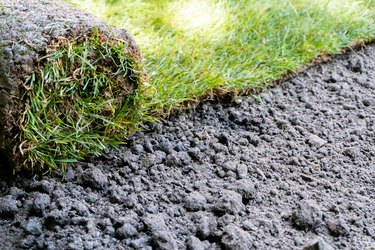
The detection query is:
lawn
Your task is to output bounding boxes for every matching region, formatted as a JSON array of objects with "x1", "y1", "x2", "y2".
[
  {"x1": 12, "y1": 0, "x2": 374, "y2": 171},
  {"x1": 71, "y1": 0, "x2": 375, "y2": 114}
]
